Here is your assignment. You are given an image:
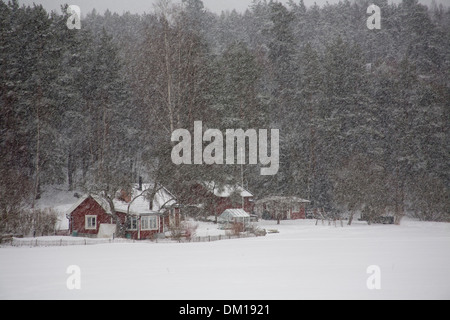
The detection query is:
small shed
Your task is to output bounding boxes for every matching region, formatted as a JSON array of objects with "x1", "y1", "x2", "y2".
[{"x1": 218, "y1": 209, "x2": 251, "y2": 229}]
